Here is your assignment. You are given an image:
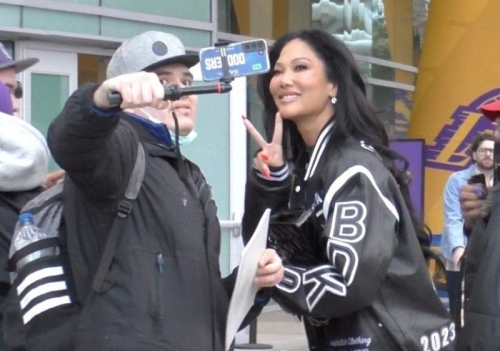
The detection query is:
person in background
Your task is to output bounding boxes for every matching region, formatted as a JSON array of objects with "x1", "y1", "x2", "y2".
[
  {"x1": 0, "y1": 80, "x2": 50, "y2": 351},
  {"x1": 0, "y1": 45, "x2": 44, "y2": 350},
  {"x1": 241, "y1": 29, "x2": 454, "y2": 350},
  {"x1": 441, "y1": 132, "x2": 496, "y2": 329}
]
